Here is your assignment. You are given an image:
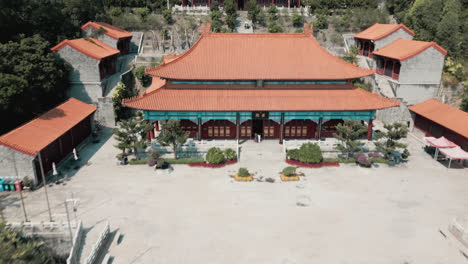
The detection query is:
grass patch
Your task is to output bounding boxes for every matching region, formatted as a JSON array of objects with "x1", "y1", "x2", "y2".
[
  {"x1": 323, "y1": 157, "x2": 357, "y2": 163},
  {"x1": 369, "y1": 157, "x2": 389, "y2": 164},
  {"x1": 164, "y1": 157, "x2": 204, "y2": 164},
  {"x1": 128, "y1": 158, "x2": 148, "y2": 165}
]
